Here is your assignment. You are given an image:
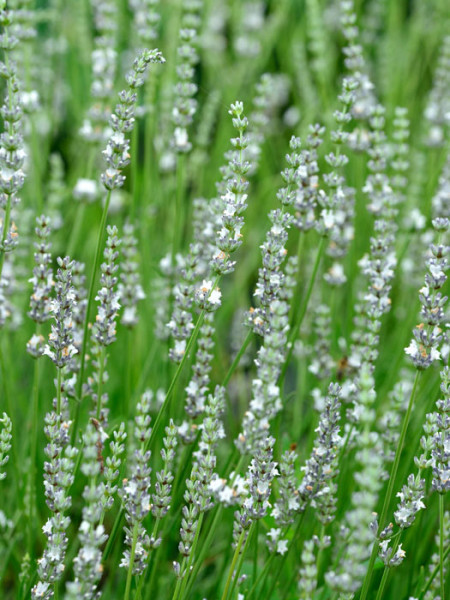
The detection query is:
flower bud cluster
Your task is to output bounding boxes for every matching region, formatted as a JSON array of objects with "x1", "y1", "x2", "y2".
[
  {"x1": 237, "y1": 298, "x2": 290, "y2": 454},
  {"x1": 326, "y1": 366, "x2": 384, "y2": 593},
  {"x1": 27, "y1": 215, "x2": 53, "y2": 358},
  {"x1": 298, "y1": 539, "x2": 318, "y2": 599},
  {"x1": 118, "y1": 223, "x2": 145, "y2": 328},
  {"x1": 171, "y1": 0, "x2": 203, "y2": 153},
  {"x1": 65, "y1": 421, "x2": 109, "y2": 599},
  {"x1": 390, "y1": 107, "x2": 410, "y2": 199},
  {"x1": 292, "y1": 126, "x2": 325, "y2": 232},
  {"x1": 232, "y1": 437, "x2": 278, "y2": 550},
  {"x1": 177, "y1": 388, "x2": 225, "y2": 561},
  {"x1": 0, "y1": 412, "x2": 11, "y2": 480},
  {"x1": 211, "y1": 102, "x2": 250, "y2": 276},
  {"x1": 182, "y1": 311, "x2": 215, "y2": 429},
  {"x1": 70, "y1": 261, "x2": 88, "y2": 362},
  {"x1": 247, "y1": 209, "x2": 292, "y2": 336},
  {"x1": 130, "y1": 0, "x2": 160, "y2": 48},
  {"x1": 247, "y1": 73, "x2": 290, "y2": 170},
  {"x1": 120, "y1": 394, "x2": 153, "y2": 575},
  {"x1": 233, "y1": 1, "x2": 265, "y2": 58},
  {"x1": 0, "y1": 8, "x2": 26, "y2": 257},
  {"x1": 32, "y1": 401, "x2": 78, "y2": 599},
  {"x1": 167, "y1": 249, "x2": 200, "y2": 362},
  {"x1": 393, "y1": 473, "x2": 426, "y2": 529},
  {"x1": 308, "y1": 304, "x2": 334, "y2": 381},
  {"x1": 378, "y1": 540, "x2": 406, "y2": 567},
  {"x1": 429, "y1": 366, "x2": 450, "y2": 494},
  {"x1": 339, "y1": 1, "x2": 376, "y2": 121},
  {"x1": 424, "y1": 34, "x2": 450, "y2": 147},
  {"x1": 28, "y1": 215, "x2": 53, "y2": 326},
  {"x1": 101, "y1": 48, "x2": 165, "y2": 191},
  {"x1": 92, "y1": 225, "x2": 121, "y2": 347},
  {"x1": 271, "y1": 450, "x2": 299, "y2": 528},
  {"x1": 405, "y1": 218, "x2": 448, "y2": 369},
  {"x1": 80, "y1": 0, "x2": 118, "y2": 144},
  {"x1": 299, "y1": 384, "x2": 341, "y2": 518},
  {"x1": 152, "y1": 419, "x2": 177, "y2": 520},
  {"x1": 42, "y1": 257, "x2": 77, "y2": 368}
]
